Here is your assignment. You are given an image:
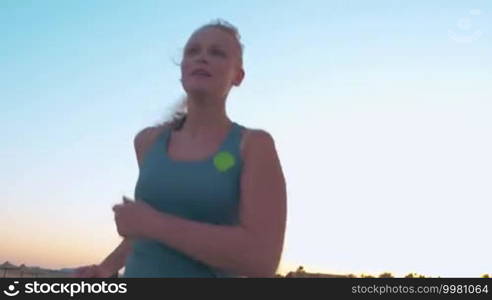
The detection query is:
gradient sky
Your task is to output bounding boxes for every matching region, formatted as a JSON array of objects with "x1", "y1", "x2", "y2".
[{"x1": 1, "y1": 0, "x2": 491, "y2": 277}]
